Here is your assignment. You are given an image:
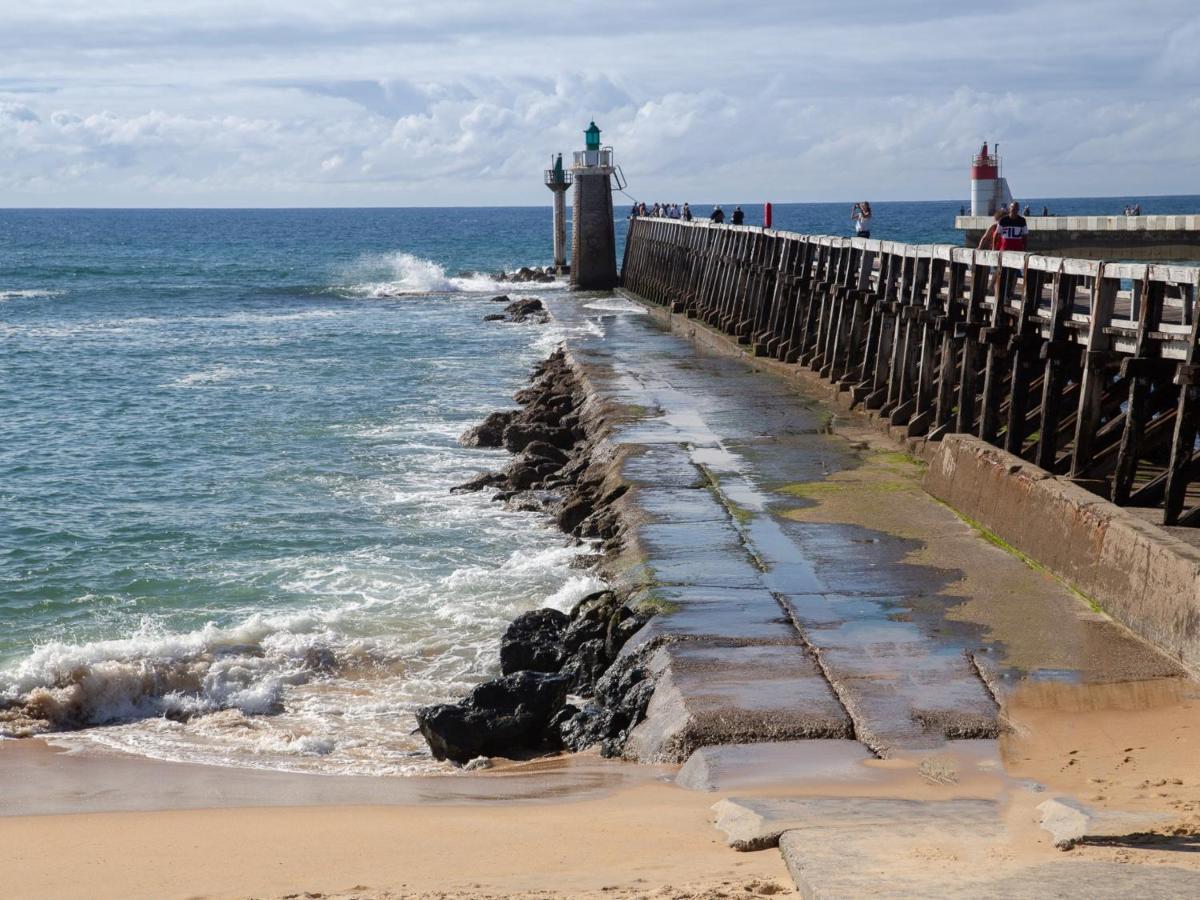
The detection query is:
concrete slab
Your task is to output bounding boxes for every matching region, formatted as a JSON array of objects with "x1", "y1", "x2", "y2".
[
  {"x1": 1037, "y1": 797, "x2": 1173, "y2": 850},
  {"x1": 621, "y1": 586, "x2": 798, "y2": 651},
  {"x1": 779, "y1": 829, "x2": 1199, "y2": 899},
  {"x1": 713, "y1": 795, "x2": 1000, "y2": 851},
  {"x1": 638, "y1": 520, "x2": 748, "y2": 558},
  {"x1": 635, "y1": 485, "x2": 730, "y2": 523},
  {"x1": 624, "y1": 643, "x2": 852, "y2": 764},
  {"x1": 675, "y1": 740, "x2": 874, "y2": 792},
  {"x1": 780, "y1": 593, "x2": 1002, "y2": 755}
]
